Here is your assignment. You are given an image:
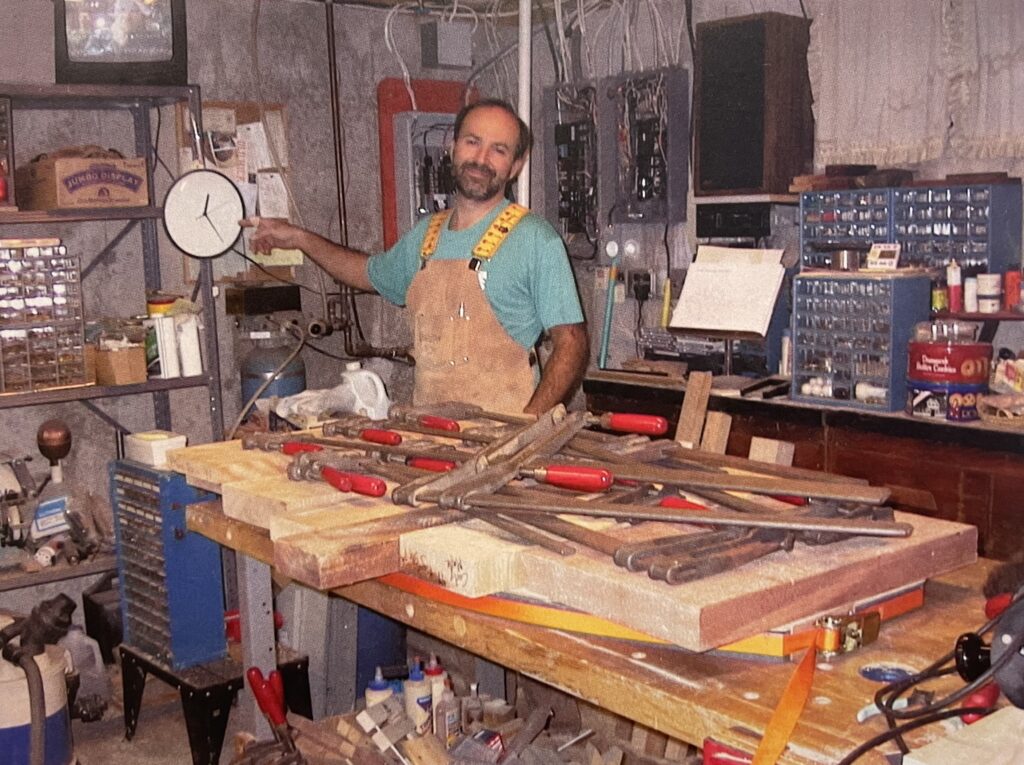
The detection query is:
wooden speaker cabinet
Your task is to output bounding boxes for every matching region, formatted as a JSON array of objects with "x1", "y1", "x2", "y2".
[{"x1": 694, "y1": 12, "x2": 814, "y2": 196}]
